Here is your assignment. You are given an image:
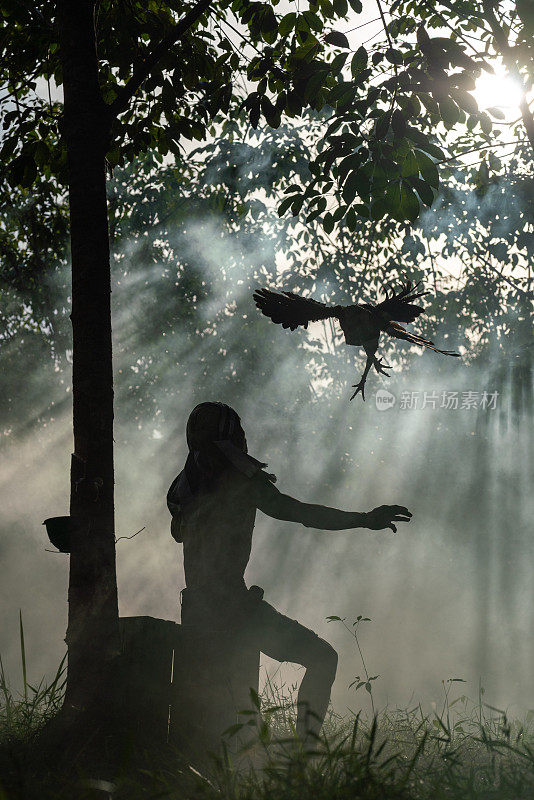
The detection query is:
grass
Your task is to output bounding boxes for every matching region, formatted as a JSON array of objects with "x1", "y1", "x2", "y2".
[
  {"x1": 2, "y1": 620, "x2": 534, "y2": 799},
  {"x1": 0, "y1": 613, "x2": 66, "y2": 746},
  {"x1": 212, "y1": 675, "x2": 534, "y2": 800}
]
